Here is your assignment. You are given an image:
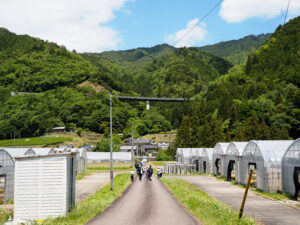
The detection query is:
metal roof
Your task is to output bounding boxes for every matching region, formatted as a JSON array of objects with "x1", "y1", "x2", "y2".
[
  {"x1": 243, "y1": 140, "x2": 294, "y2": 163},
  {"x1": 226, "y1": 142, "x2": 248, "y2": 156}
]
